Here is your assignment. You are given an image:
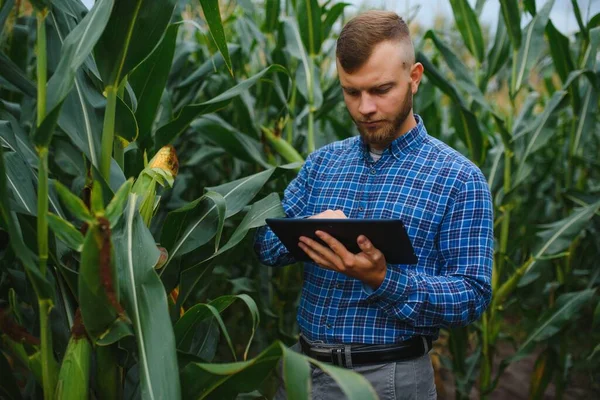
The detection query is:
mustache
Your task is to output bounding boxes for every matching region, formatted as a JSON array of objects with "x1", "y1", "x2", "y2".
[{"x1": 357, "y1": 119, "x2": 386, "y2": 123}]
